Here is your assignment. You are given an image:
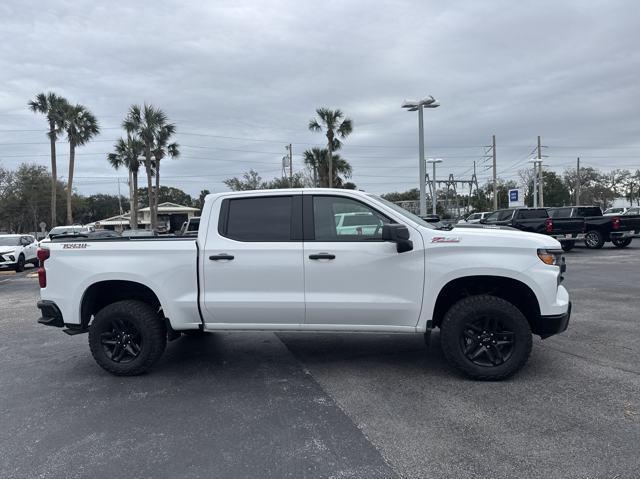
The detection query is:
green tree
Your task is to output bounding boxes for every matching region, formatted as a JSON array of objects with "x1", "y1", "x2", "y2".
[
  {"x1": 0, "y1": 163, "x2": 66, "y2": 233},
  {"x1": 123, "y1": 104, "x2": 175, "y2": 230},
  {"x1": 224, "y1": 169, "x2": 263, "y2": 191},
  {"x1": 137, "y1": 186, "x2": 193, "y2": 207},
  {"x1": 108, "y1": 135, "x2": 143, "y2": 228},
  {"x1": 28, "y1": 92, "x2": 69, "y2": 228},
  {"x1": 73, "y1": 194, "x2": 129, "y2": 225},
  {"x1": 382, "y1": 188, "x2": 420, "y2": 202},
  {"x1": 196, "y1": 189, "x2": 211, "y2": 210},
  {"x1": 62, "y1": 103, "x2": 100, "y2": 224},
  {"x1": 302, "y1": 147, "x2": 352, "y2": 187},
  {"x1": 152, "y1": 124, "x2": 179, "y2": 215},
  {"x1": 308, "y1": 108, "x2": 353, "y2": 188}
]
